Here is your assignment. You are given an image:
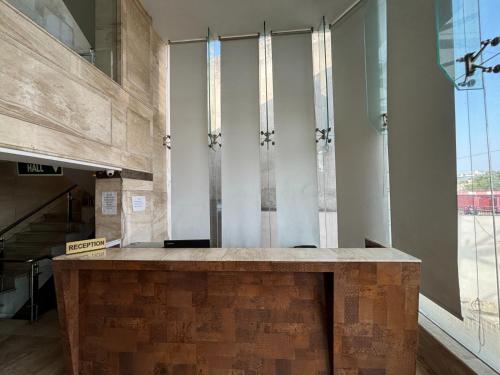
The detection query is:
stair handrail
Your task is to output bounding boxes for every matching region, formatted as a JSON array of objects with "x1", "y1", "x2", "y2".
[
  {"x1": 0, "y1": 184, "x2": 78, "y2": 238},
  {"x1": 0, "y1": 255, "x2": 50, "y2": 322}
]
